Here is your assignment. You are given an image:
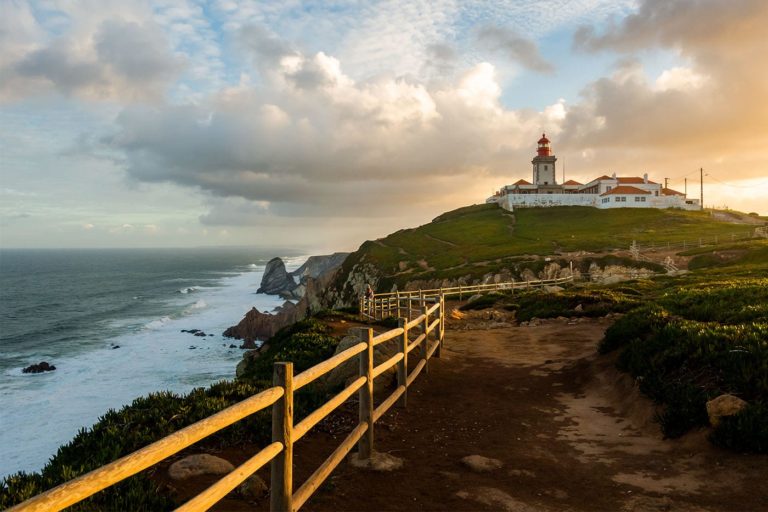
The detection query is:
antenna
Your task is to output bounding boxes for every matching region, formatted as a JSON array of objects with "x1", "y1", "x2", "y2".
[
  {"x1": 664, "y1": 177, "x2": 669, "y2": 189},
  {"x1": 700, "y1": 167, "x2": 704, "y2": 210},
  {"x1": 684, "y1": 177, "x2": 687, "y2": 195}
]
